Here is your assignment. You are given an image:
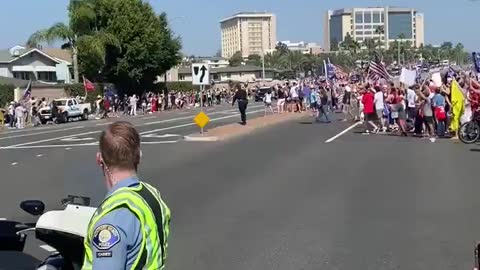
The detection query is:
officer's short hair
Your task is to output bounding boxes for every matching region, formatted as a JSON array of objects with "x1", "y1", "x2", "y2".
[{"x1": 100, "y1": 121, "x2": 141, "y2": 171}]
